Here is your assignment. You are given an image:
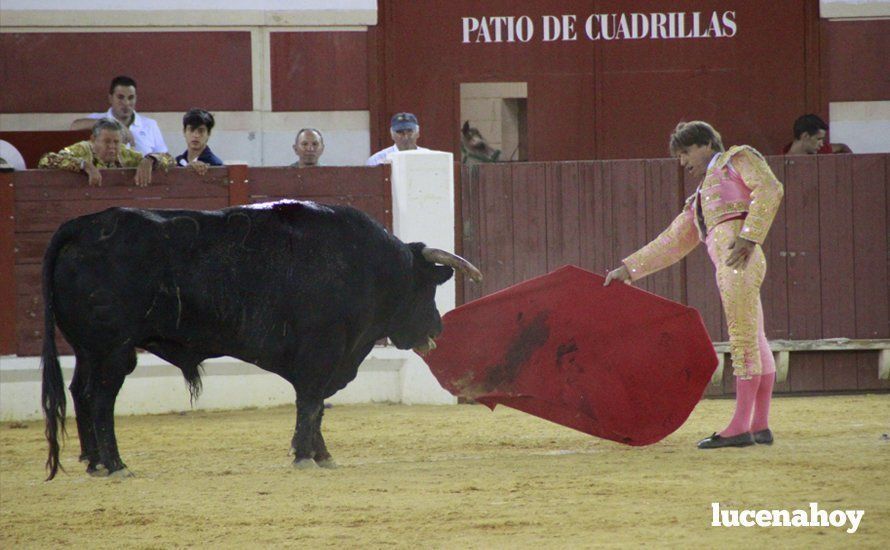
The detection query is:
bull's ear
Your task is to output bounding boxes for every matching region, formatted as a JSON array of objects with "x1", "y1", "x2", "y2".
[
  {"x1": 431, "y1": 265, "x2": 454, "y2": 285},
  {"x1": 462, "y1": 120, "x2": 470, "y2": 133}
]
